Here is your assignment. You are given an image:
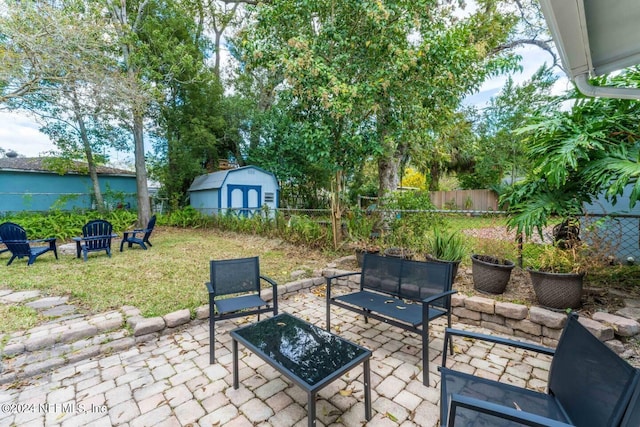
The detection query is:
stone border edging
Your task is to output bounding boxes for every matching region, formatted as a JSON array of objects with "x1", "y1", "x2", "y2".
[{"x1": 3, "y1": 263, "x2": 639, "y2": 384}]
